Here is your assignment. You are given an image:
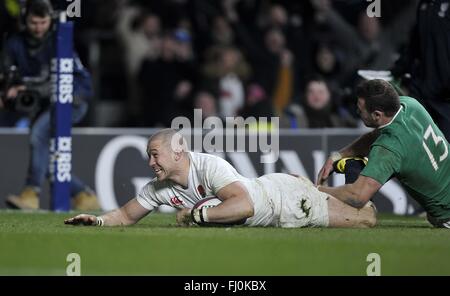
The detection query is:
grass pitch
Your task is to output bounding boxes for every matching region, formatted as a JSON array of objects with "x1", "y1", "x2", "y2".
[{"x1": 0, "y1": 211, "x2": 449, "y2": 276}]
